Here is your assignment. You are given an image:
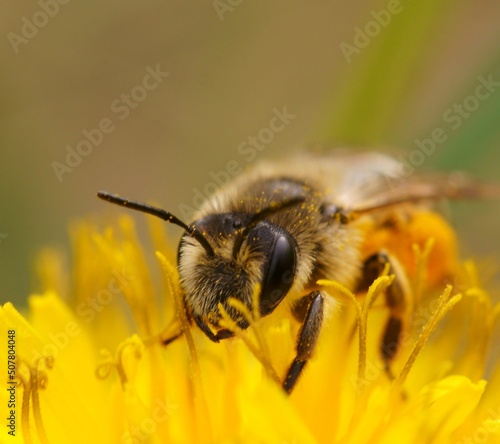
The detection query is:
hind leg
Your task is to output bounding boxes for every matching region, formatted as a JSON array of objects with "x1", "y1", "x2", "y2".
[{"x1": 356, "y1": 251, "x2": 412, "y2": 376}]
